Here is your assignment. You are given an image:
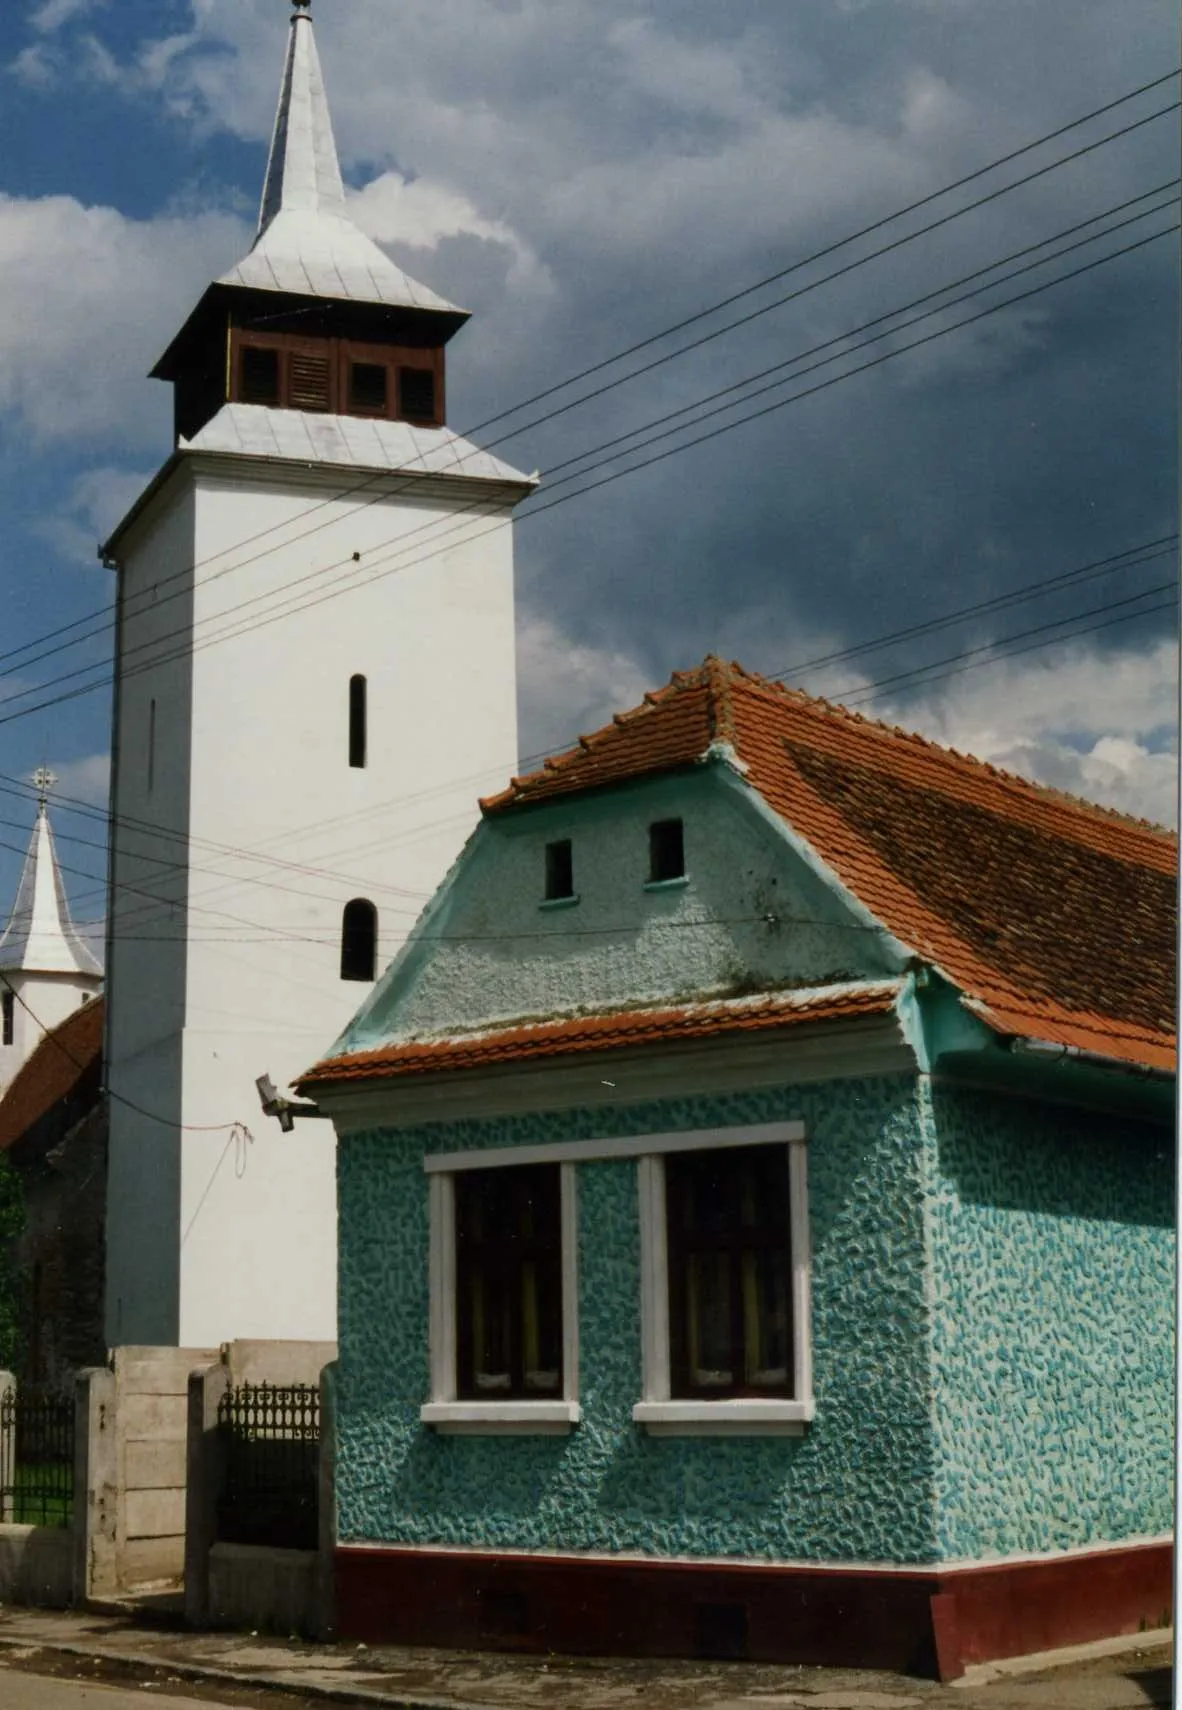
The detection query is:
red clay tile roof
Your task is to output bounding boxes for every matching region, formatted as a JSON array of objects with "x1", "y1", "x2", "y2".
[
  {"x1": 0, "y1": 995, "x2": 104, "y2": 1153},
  {"x1": 301, "y1": 982, "x2": 903, "y2": 1088},
  {"x1": 482, "y1": 659, "x2": 1176, "y2": 1073}
]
